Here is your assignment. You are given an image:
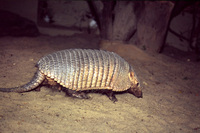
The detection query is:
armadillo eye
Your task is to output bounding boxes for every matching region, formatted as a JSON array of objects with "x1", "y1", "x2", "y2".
[{"x1": 136, "y1": 83, "x2": 139, "y2": 86}]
